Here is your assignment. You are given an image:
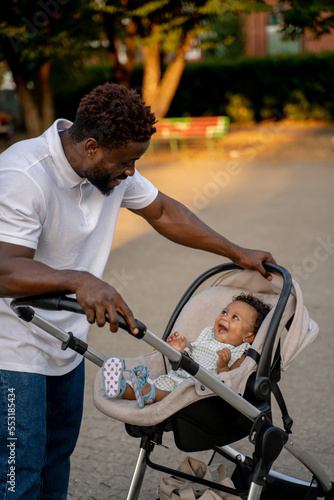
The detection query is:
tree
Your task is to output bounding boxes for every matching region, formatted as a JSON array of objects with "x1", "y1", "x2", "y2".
[
  {"x1": 0, "y1": 0, "x2": 97, "y2": 136},
  {"x1": 202, "y1": 12, "x2": 246, "y2": 60},
  {"x1": 2, "y1": 1, "x2": 333, "y2": 132},
  {"x1": 280, "y1": 0, "x2": 334, "y2": 38},
  {"x1": 96, "y1": 0, "x2": 270, "y2": 119}
]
